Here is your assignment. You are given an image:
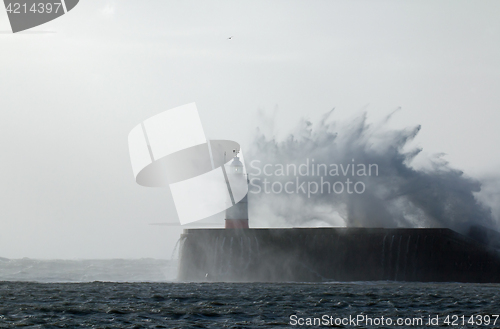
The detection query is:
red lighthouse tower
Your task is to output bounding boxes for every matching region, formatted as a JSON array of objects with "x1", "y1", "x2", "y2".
[{"x1": 225, "y1": 151, "x2": 249, "y2": 229}]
